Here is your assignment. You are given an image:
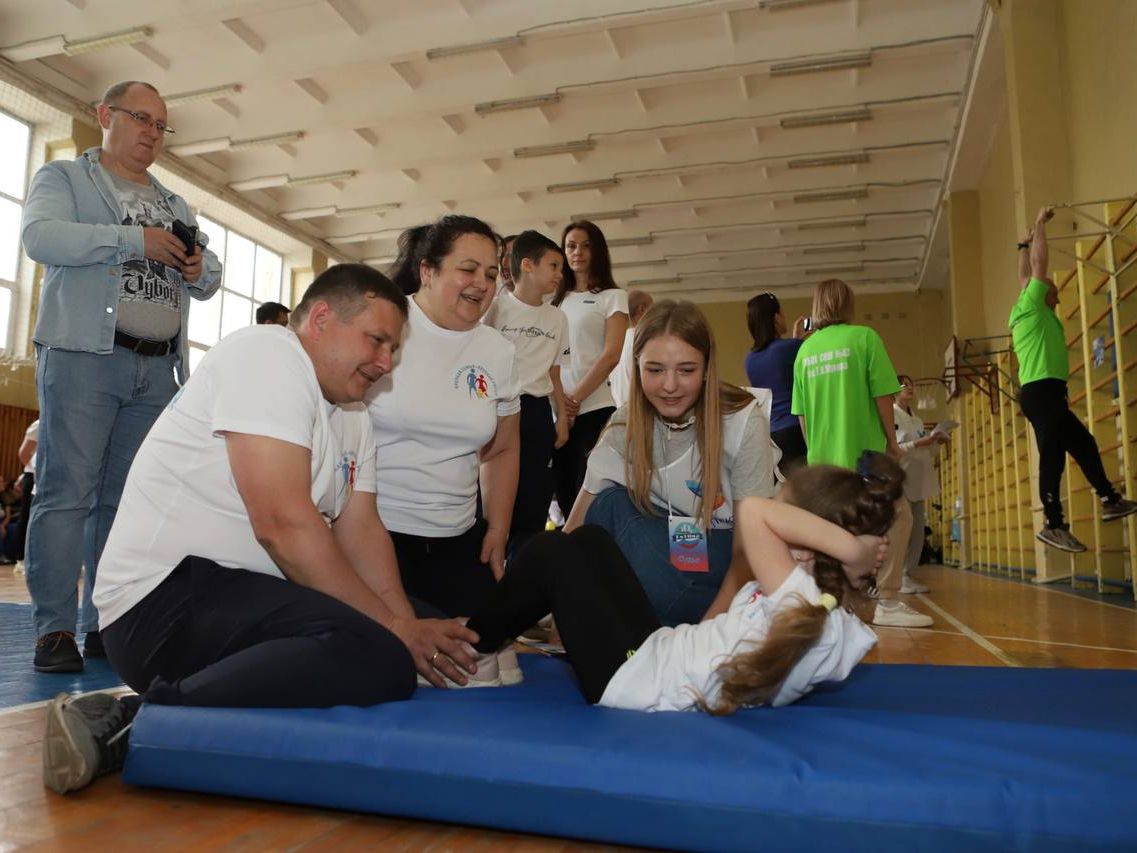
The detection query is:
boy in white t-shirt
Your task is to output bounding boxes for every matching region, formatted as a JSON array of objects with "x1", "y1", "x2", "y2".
[{"x1": 482, "y1": 230, "x2": 570, "y2": 557}]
